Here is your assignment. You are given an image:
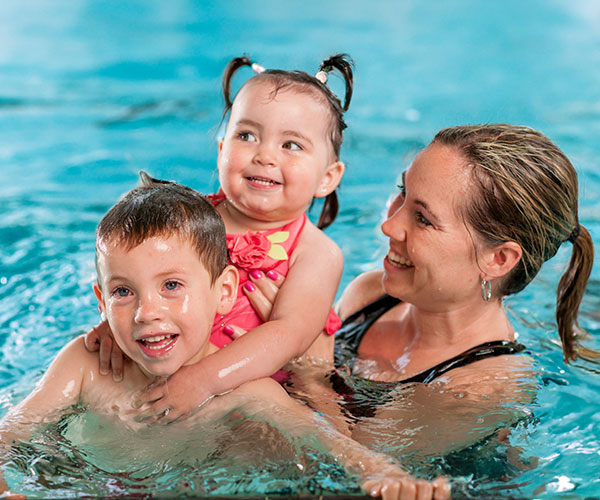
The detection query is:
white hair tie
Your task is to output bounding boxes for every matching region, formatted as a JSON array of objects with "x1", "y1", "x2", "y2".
[
  {"x1": 251, "y1": 62, "x2": 266, "y2": 74},
  {"x1": 315, "y1": 70, "x2": 328, "y2": 83}
]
